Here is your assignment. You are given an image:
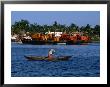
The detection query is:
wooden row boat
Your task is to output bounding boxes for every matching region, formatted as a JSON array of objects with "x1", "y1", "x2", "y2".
[{"x1": 24, "y1": 55, "x2": 72, "y2": 61}]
